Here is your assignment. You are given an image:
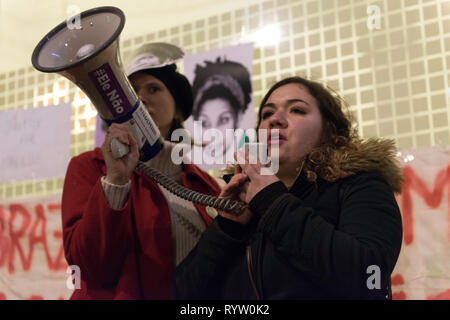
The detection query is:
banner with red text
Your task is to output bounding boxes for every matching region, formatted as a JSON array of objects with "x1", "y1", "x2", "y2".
[
  {"x1": 391, "y1": 146, "x2": 450, "y2": 300},
  {"x1": 0, "y1": 147, "x2": 449, "y2": 300},
  {"x1": 0, "y1": 195, "x2": 73, "y2": 300}
]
